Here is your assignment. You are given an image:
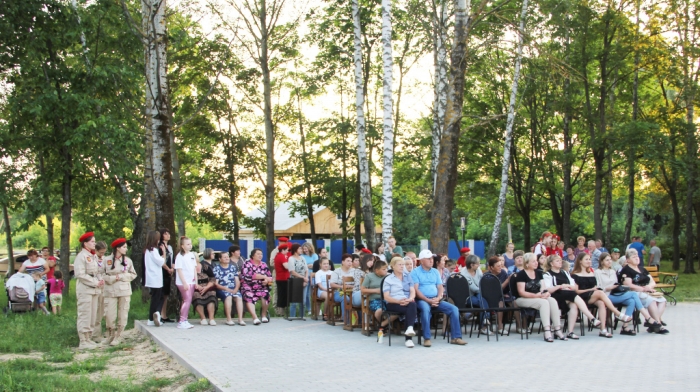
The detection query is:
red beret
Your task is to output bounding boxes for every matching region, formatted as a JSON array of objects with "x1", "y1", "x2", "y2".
[
  {"x1": 361, "y1": 248, "x2": 372, "y2": 254},
  {"x1": 460, "y1": 247, "x2": 470, "y2": 254},
  {"x1": 278, "y1": 237, "x2": 289, "y2": 242},
  {"x1": 278, "y1": 243, "x2": 289, "y2": 251},
  {"x1": 111, "y1": 238, "x2": 127, "y2": 249},
  {"x1": 79, "y1": 232, "x2": 94, "y2": 242}
]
